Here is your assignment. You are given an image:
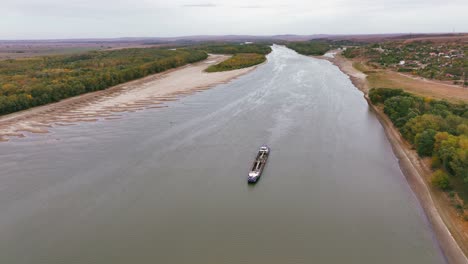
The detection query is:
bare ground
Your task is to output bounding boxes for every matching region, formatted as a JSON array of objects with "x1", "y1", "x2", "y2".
[
  {"x1": 0, "y1": 54, "x2": 257, "y2": 141},
  {"x1": 319, "y1": 52, "x2": 468, "y2": 264}
]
